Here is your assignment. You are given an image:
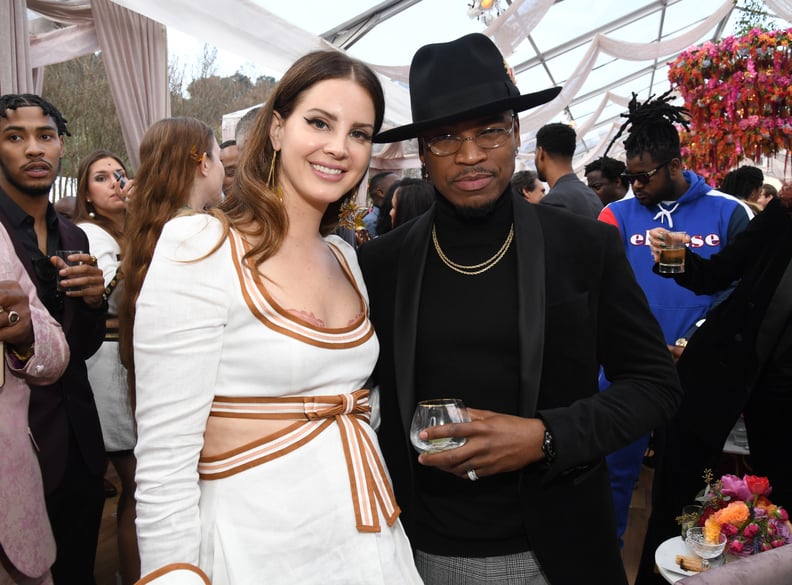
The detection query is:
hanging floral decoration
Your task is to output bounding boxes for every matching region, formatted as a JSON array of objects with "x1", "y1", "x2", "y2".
[{"x1": 667, "y1": 28, "x2": 792, "y2": 184}]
